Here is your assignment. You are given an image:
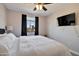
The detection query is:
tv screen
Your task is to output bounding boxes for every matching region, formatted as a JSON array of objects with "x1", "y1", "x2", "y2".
[{"x1": 57, "y1": 13, "x2": 75, "y2": 26}]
